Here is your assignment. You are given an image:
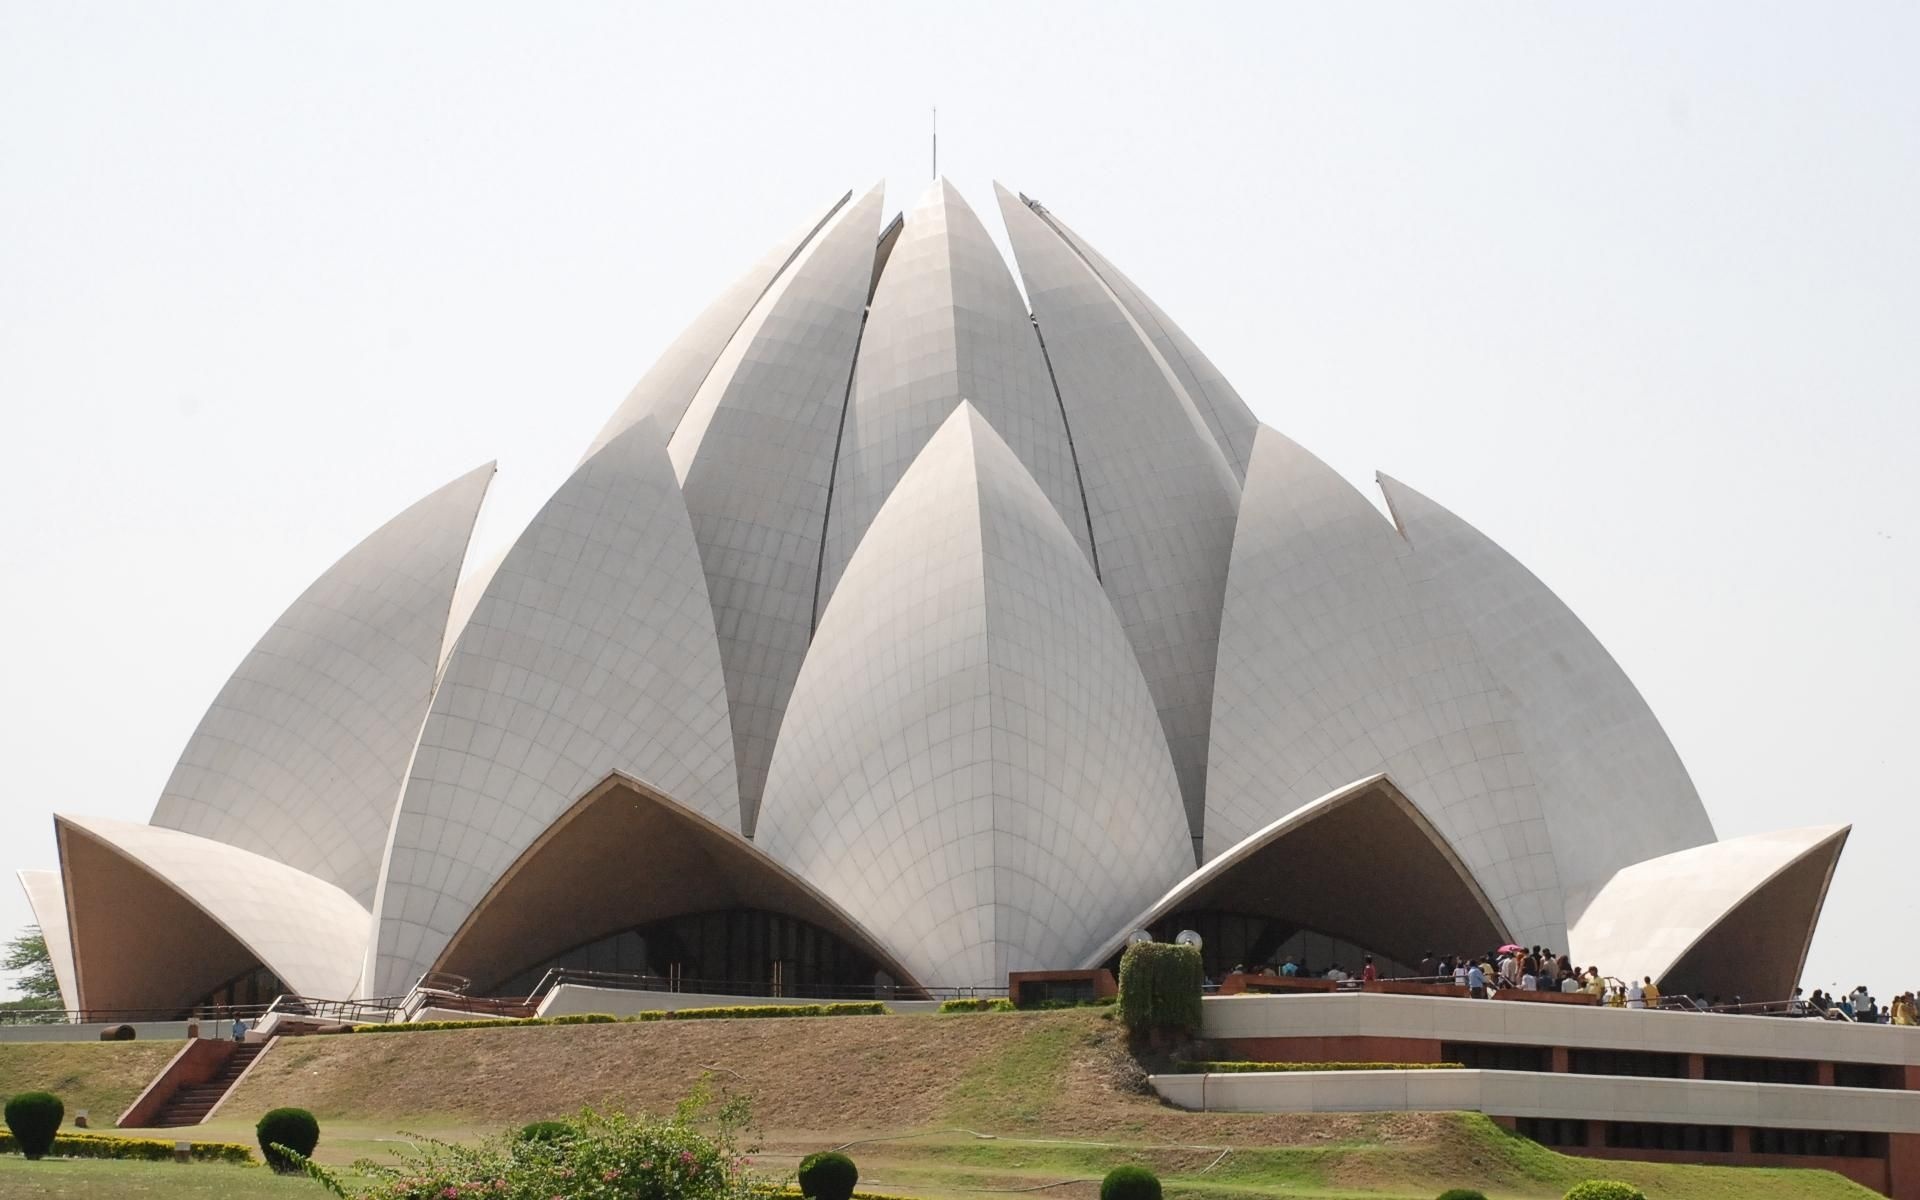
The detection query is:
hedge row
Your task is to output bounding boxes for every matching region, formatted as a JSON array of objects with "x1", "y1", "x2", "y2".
[
  {"x1": 0, "y1": 1130, "x2": 253, "y2": 1163},
  {"x1": 355, "y1": 1002, "x2": 891, "y2": 1033},
  {"x1": 635, "y1": 1003, "x2": 889, "y2": 1021},
  {"x1": 1117, "y1": 942, "x2": 1203, "y2": 1034},
  {"x1": 939, "y1": 998, "x2": 1014, "y2": 1013},
  {"x1": 1172, "y1": 1060, "x2": 1466, "y2": 1073}
]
